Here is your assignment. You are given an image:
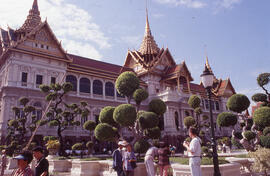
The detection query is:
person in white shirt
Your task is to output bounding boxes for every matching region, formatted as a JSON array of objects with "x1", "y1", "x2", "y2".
[
  {"x1": 144, "y1": 144, "x2": 158, "y2": 176},
  {"x1": 183, "y1": 127, "x2": 202, "y2": 176}
]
